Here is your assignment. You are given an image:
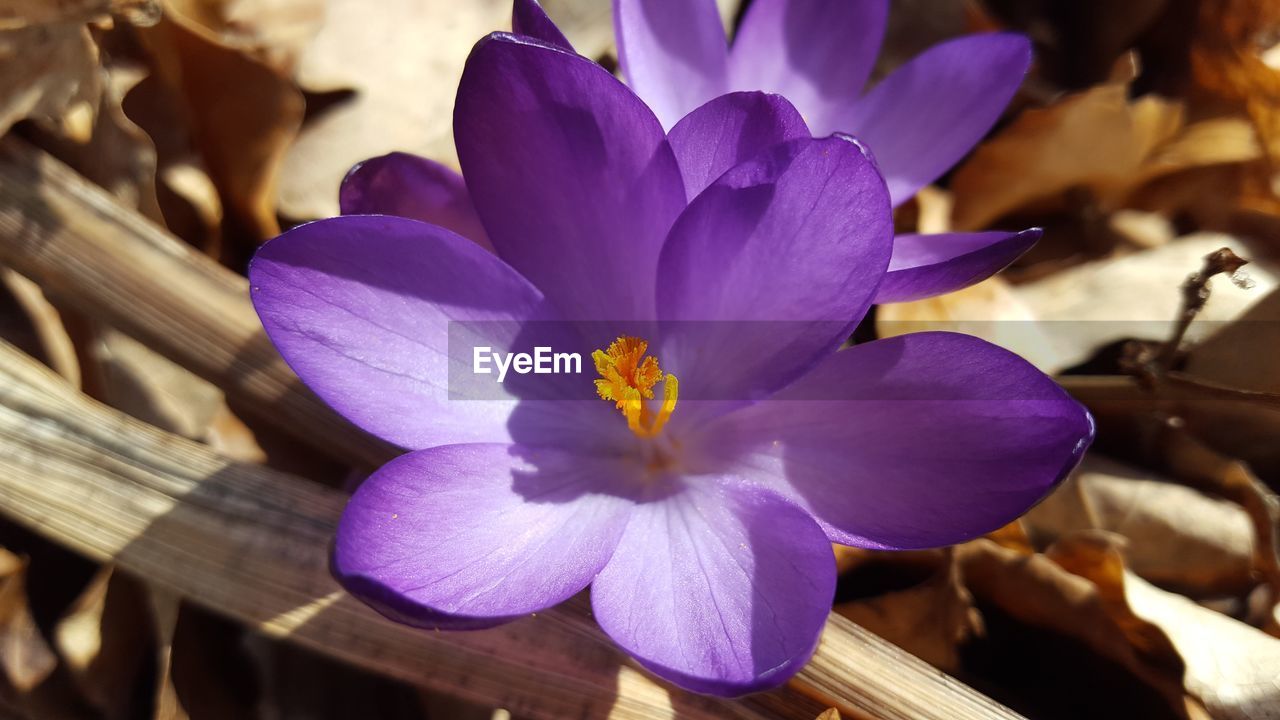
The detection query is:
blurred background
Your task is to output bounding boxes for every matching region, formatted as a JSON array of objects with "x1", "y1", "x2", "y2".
[{"x1": 1, "y1": 1, "x2": 1279, "y2": 718}]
